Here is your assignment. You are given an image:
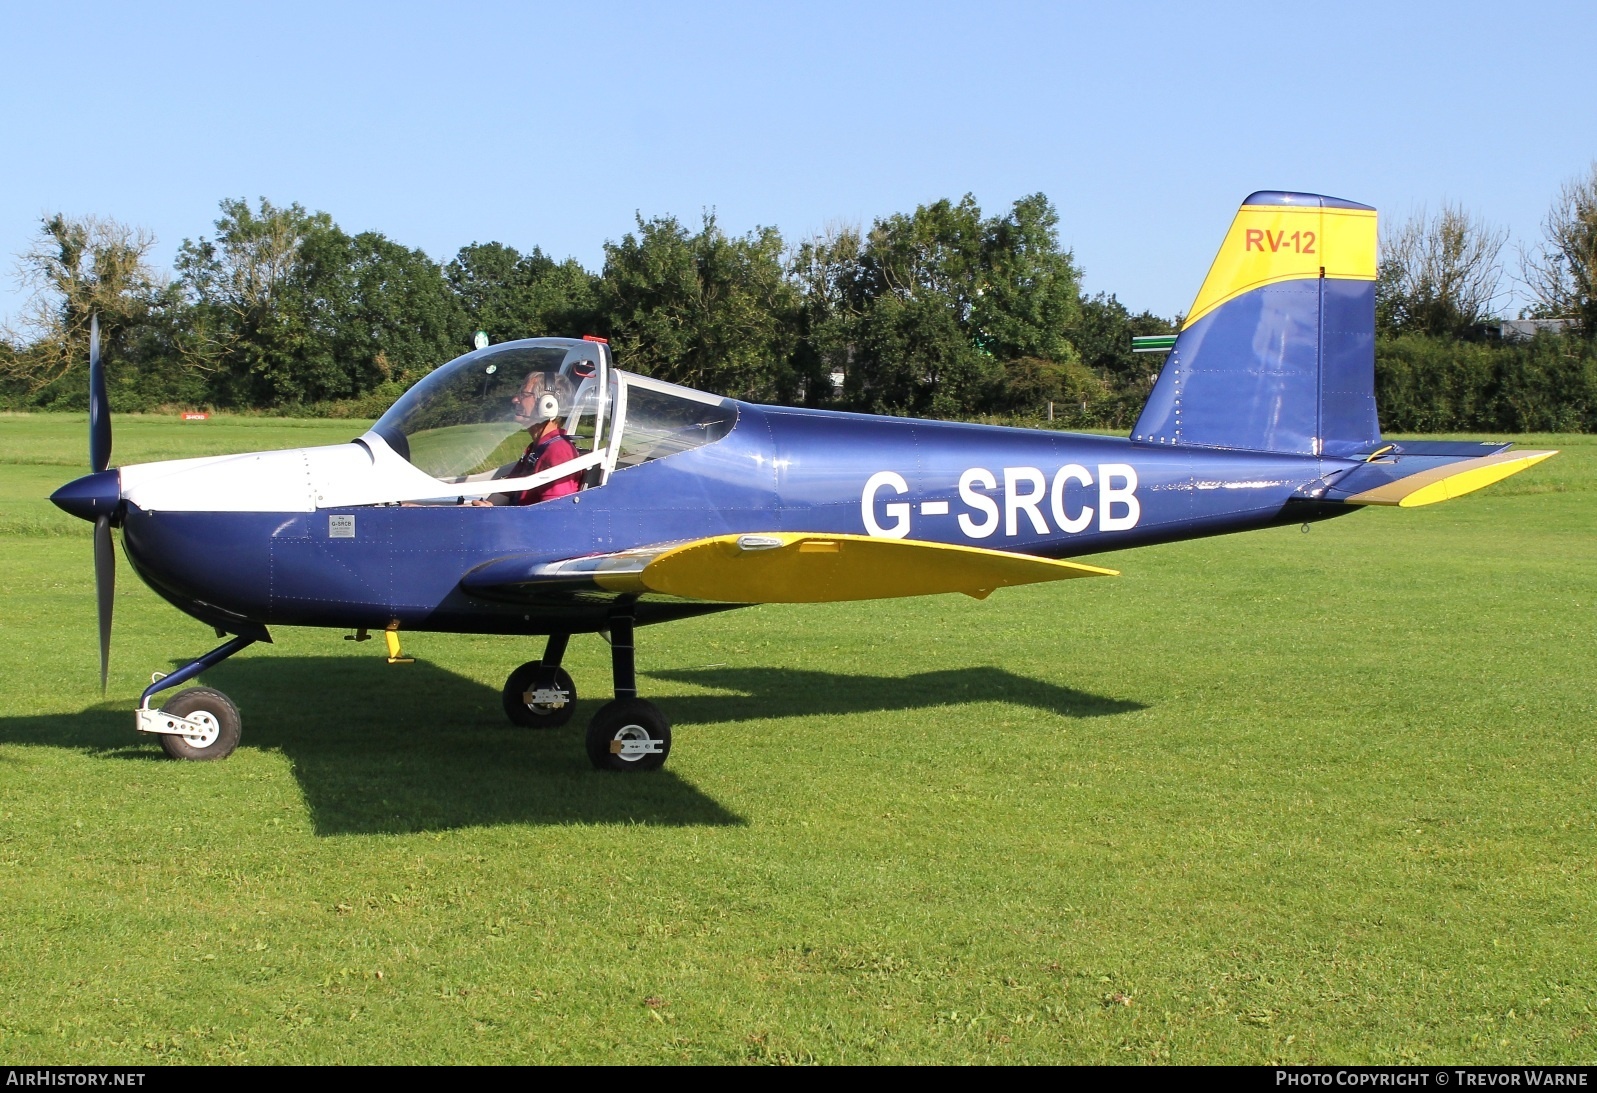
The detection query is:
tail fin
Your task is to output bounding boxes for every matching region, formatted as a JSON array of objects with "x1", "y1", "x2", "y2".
[{"x1": 1133, "y1": 191, "x2": 1380, "y2": 458}]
